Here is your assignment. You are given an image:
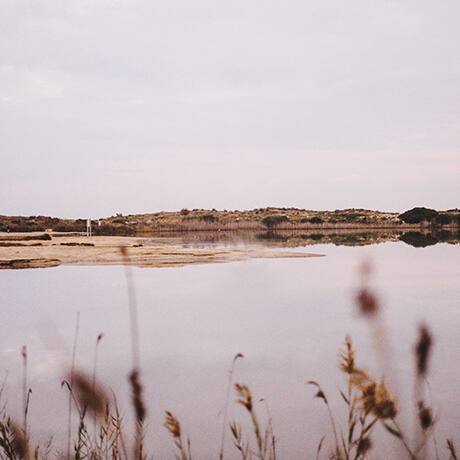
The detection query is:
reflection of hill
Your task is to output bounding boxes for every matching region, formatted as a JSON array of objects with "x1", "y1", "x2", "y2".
[
  {"x1": 134, "y1": 229, "x2": 460, "y2": 248},
  {"x1": 255, "y1": 230, "x2": 401, "y2": 247},
  {"x1": 399, "y1": 230, "x2": 460, "y2": 248}
]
